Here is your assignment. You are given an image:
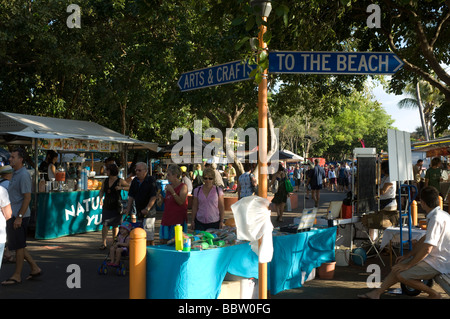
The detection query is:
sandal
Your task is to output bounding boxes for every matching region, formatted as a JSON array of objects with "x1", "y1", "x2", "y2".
[
  {"x1": 26, "y1": 271, "x2": 42, "y2": 280},
  {"x1": 99, "y1": 245, "x2": 107, "y2": 250},
  {"x1": 1, "y1": 278, "x2": 21, "y2": 286},
  {"x1": 2, "y1": 255, "x2": 15, "y2": 263}
]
